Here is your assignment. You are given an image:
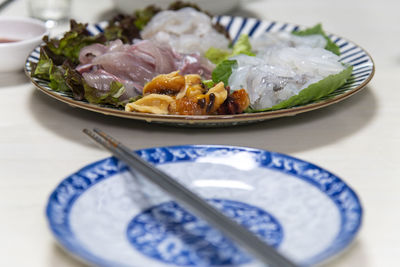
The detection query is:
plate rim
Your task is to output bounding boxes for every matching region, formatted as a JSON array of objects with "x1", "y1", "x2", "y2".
[
  {"x1": 45, "y1": 144, "x2": 363, "y2": 267},
  {"x1": 26, "y1": 16, "x2": 375, "y2": 126}
]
